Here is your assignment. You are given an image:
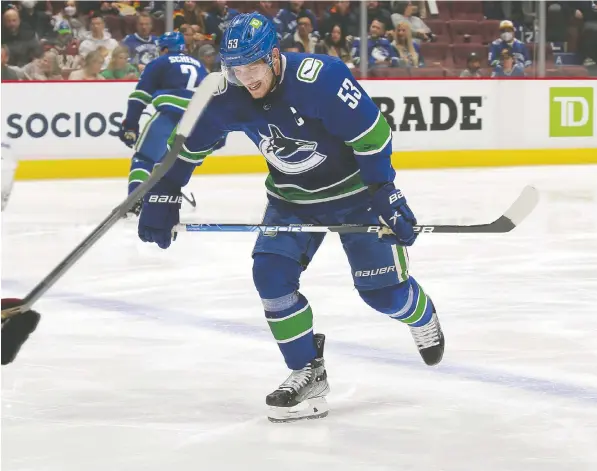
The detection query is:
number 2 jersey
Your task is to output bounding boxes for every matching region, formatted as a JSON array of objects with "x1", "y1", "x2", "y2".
[
  {"x1": 125, "y1": 52, "x2": 207, "y2": 126},
  {"x1": 168, "y1": 52, "x2": 396, "y2": 208}
]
